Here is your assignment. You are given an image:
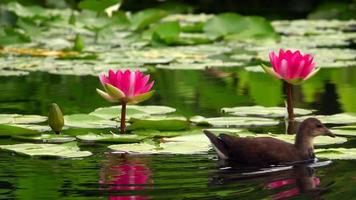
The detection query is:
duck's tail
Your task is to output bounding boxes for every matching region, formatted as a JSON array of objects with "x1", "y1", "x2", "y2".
[{"x1": 204, "y1": 130, "x2": 229, "y2": 160}]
